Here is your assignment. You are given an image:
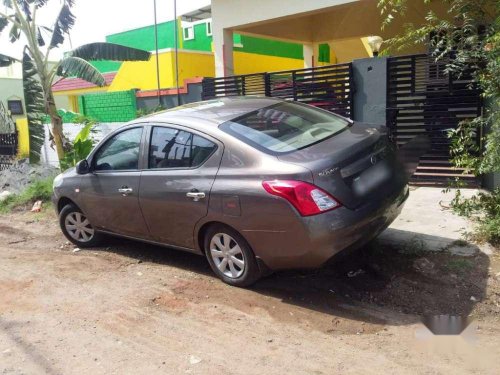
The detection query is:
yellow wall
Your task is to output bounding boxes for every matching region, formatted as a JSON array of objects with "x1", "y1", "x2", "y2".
[
  {"x1": 109, "y1": 51, "x2": 215, "y2": 92},
  {"x1": 234, "y1": 51, "x2": 303, "y2": 74},
  {"x1": 329, "y1": 37, "x2": 371, "y2": 63},
  {"x1": 15, "y1": 117, "x2": 29, "y2": 158}
]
